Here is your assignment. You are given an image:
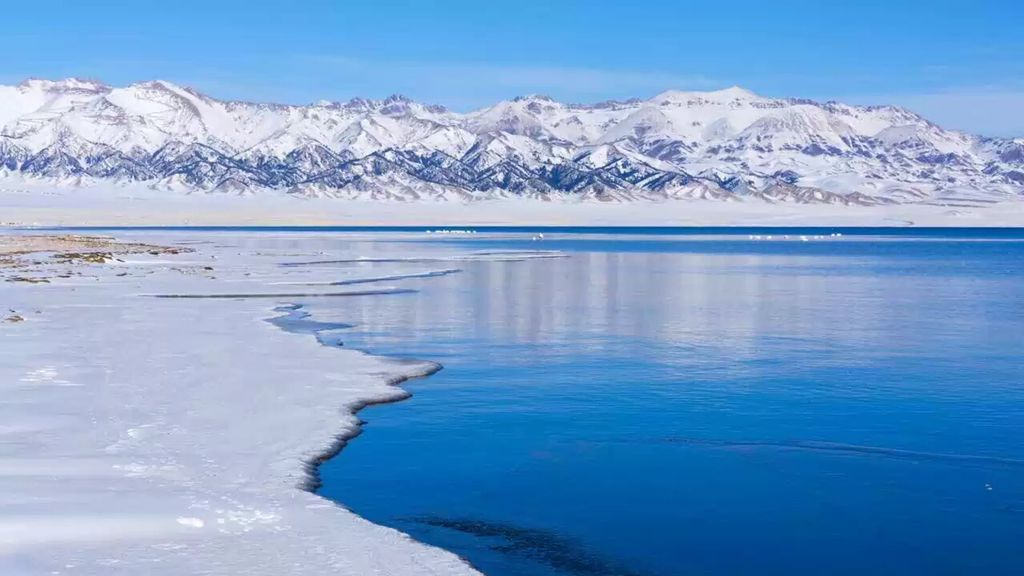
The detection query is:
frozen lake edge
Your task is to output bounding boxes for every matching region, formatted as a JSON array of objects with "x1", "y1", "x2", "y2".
[{"x1": 0, "y1": 231, "x2": 482, "y2": 575}]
